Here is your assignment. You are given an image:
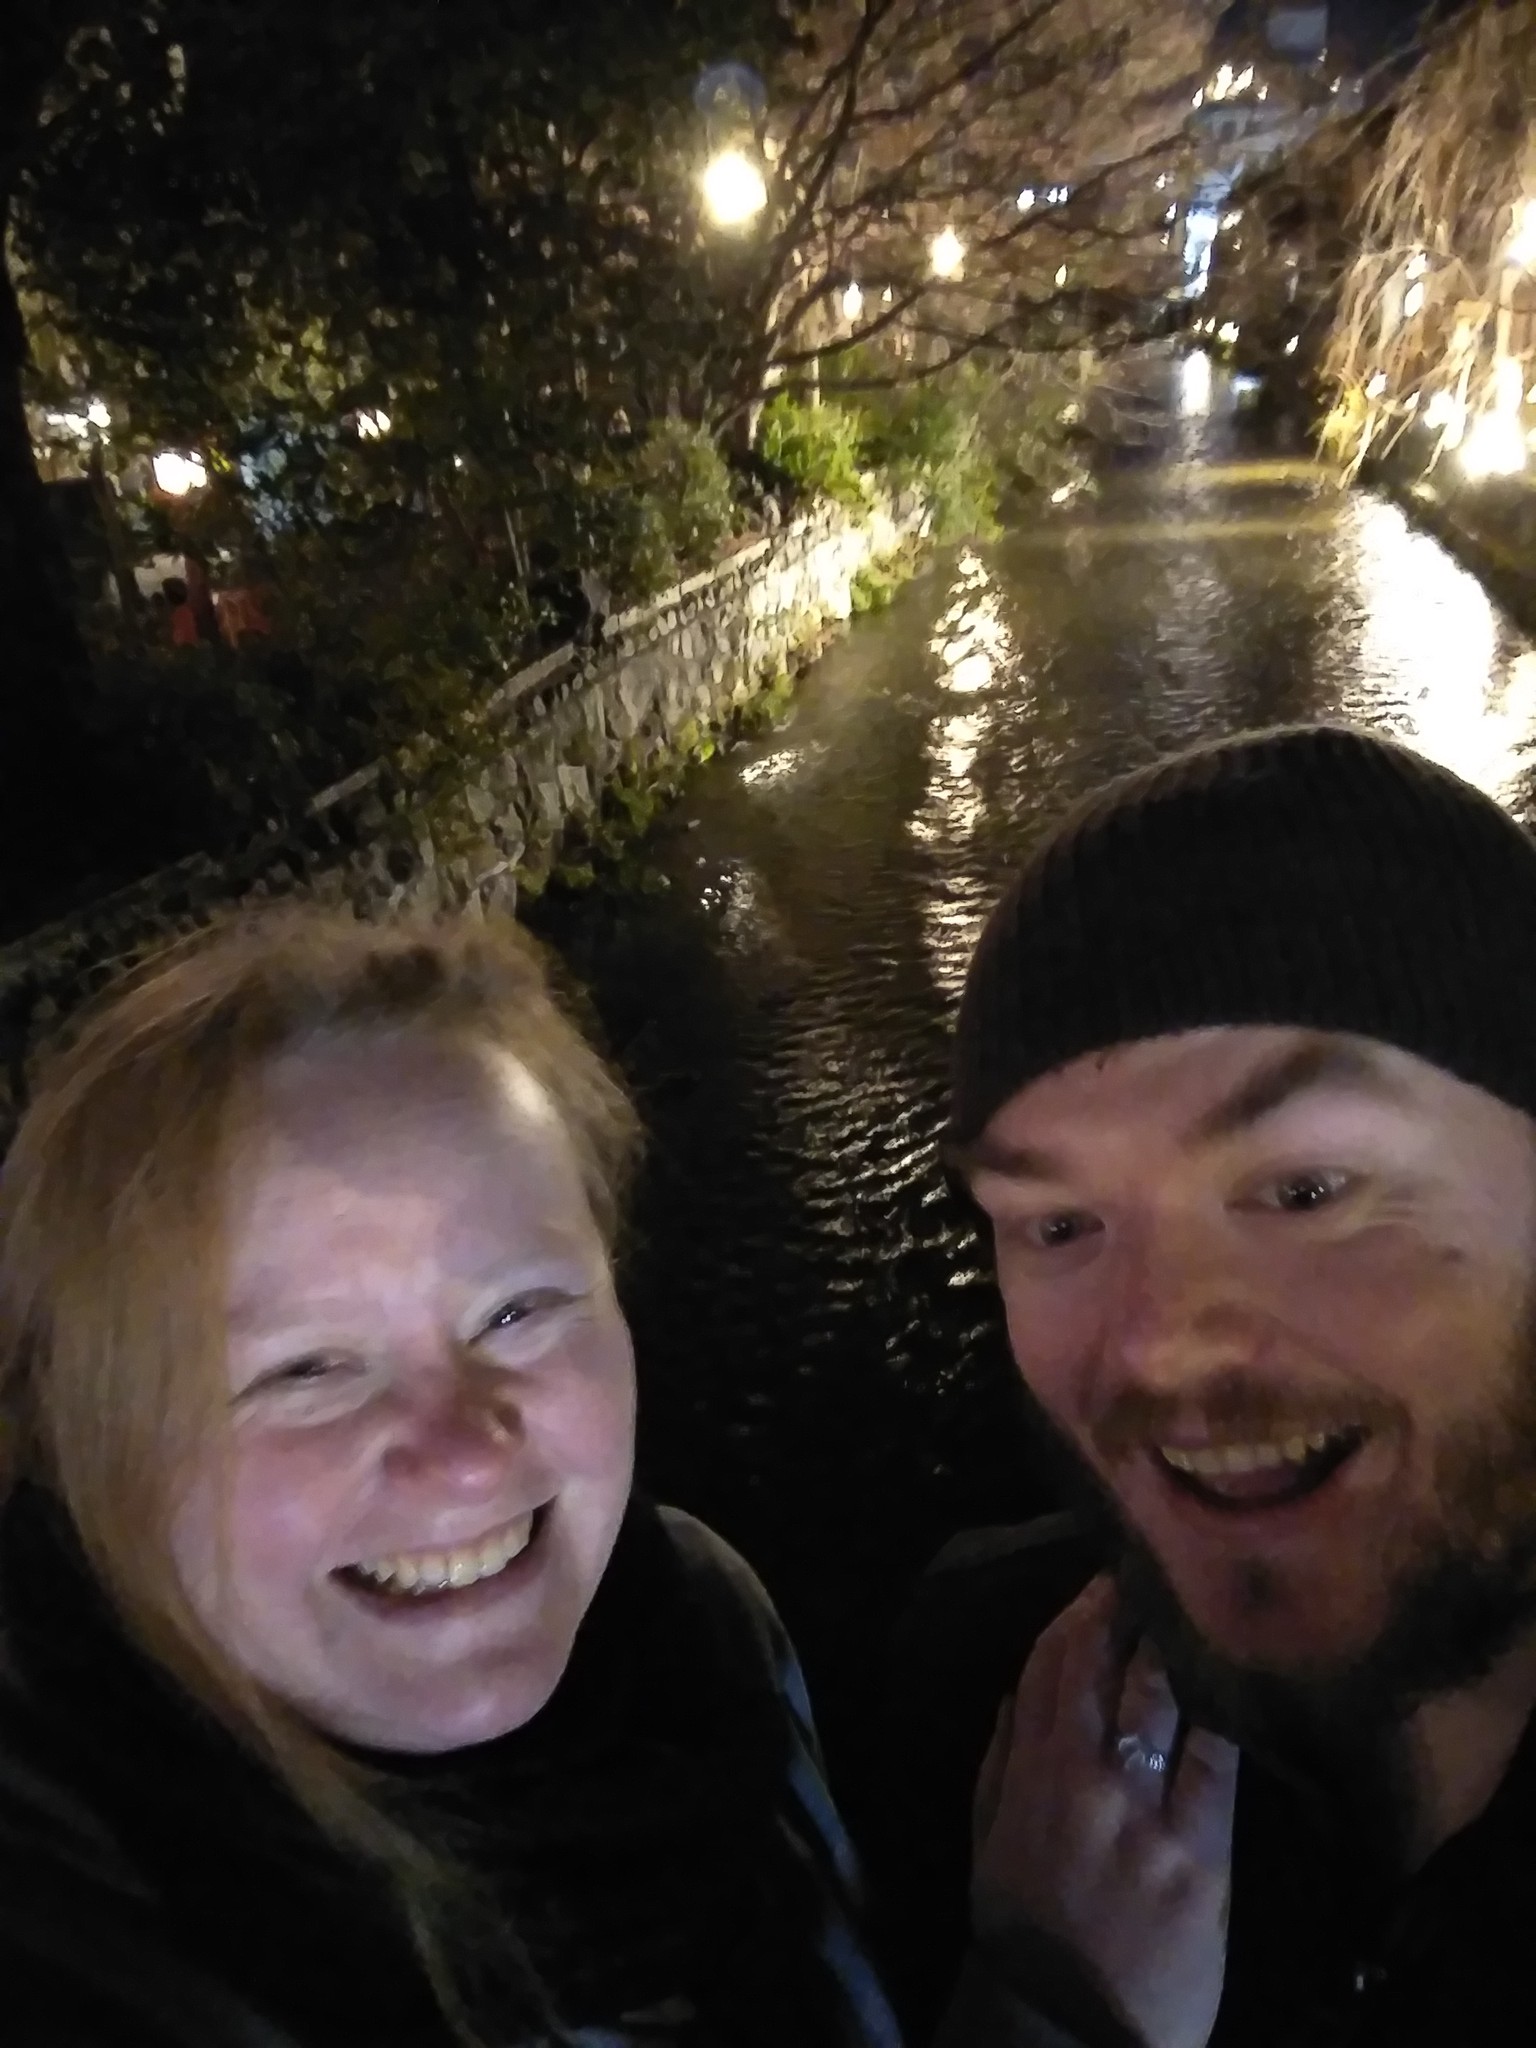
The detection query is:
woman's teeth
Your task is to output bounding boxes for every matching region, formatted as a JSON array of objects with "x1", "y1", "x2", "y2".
[
  {"x1": 348, "y1": 1512, "x2": 535, "y2": 1596},
  {"x1": 1158, "y1": 1432, "x2": 1341, "y2": 1478}
]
